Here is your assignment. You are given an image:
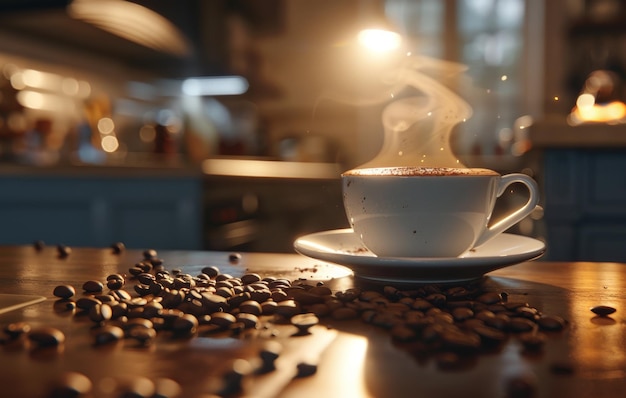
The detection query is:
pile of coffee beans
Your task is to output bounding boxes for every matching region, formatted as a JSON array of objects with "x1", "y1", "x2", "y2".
[{"x1": 1, "y1": 245, "x2": 584, "y2": 397}]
